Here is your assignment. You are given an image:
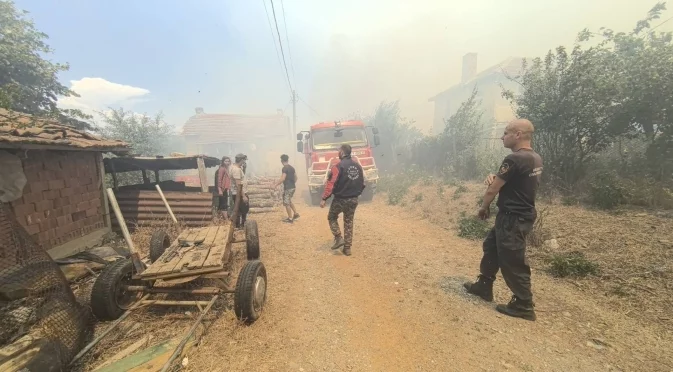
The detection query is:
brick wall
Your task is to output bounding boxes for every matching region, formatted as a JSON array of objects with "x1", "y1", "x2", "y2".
[{"x1": 9, "y1": 150, "x2": 106, "y2": 250}]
